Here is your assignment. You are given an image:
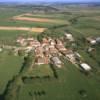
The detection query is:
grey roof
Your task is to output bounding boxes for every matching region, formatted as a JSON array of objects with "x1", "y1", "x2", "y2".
[
  {"x1": 52, "y1": 57, "x2": 62, "y2": 64},
  {"x1": 96, "y1": 37, "x2": 100, "y2": 43}
]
